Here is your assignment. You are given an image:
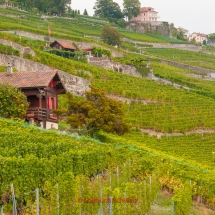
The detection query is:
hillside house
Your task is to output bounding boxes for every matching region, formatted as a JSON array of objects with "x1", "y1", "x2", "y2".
[
  {"x1": 132, "y1": 7, "x2": 159, "y2": 22},
  {"x1": 50, "y1": 40, "x2": 76, "y2": 52},
  {"x1": 0, "y1": 67, "x2": 66, "y2": 129},
  {"x1": 188, "y1": 32, "x2": 208, "y2": 44},
  {"x1": 82, "y1": 47, "x2": 94, "y2": 57}
]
